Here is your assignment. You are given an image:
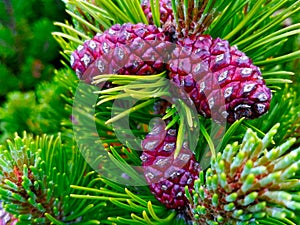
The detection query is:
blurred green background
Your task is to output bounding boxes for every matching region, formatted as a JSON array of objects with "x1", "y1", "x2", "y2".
[
  {"x1": 0, "y1": 0, "x2": 70, "y2": 142},
  {"x1": 0, "y1": 0, "x2": 68, "y2": 97}
]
